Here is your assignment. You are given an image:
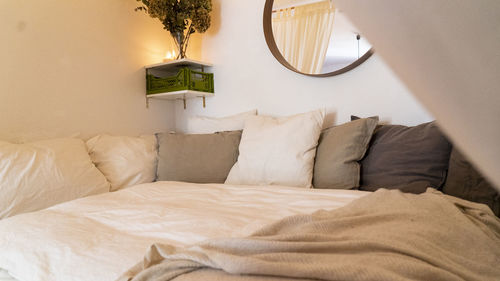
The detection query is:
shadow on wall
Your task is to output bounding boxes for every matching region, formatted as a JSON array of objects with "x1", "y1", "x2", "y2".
[
  {"x1": 323, "y1": 112, "x2": 336, "y2": 128},
  {"x1": 207, "y1": 0, "x2": 222, "y2": 36}
]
